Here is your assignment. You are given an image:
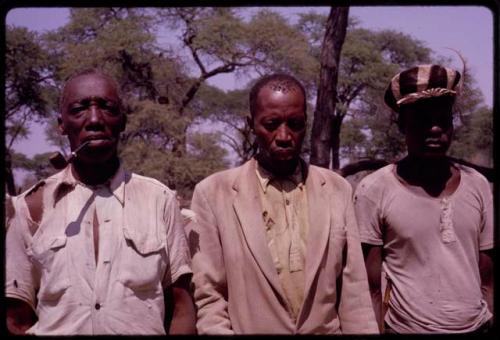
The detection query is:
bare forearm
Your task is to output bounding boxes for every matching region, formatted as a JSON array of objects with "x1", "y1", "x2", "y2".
[
  {"x1": 169, "y1": 291, "x2": 197, "y2": 334},
  {"x1": 369, "y1": 288, "x2": 382, "y2": 329},
  {"x1": 166, "y1": 274, "x2": 197, "y2": 334},
  {"x1": 479, "y1": 250, "x2": 494, "y2": 314},
  {"x1": 362, "y1": 244, "x2": 384, "y2": 331},
  {"x1": 482, "y1": 283, "x2": 493, "y2": 315}
]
